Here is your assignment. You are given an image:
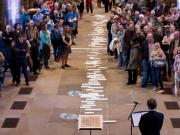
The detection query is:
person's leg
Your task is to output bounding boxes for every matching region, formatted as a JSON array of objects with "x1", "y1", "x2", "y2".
[
  {"x1": 157, "y1": 68, "x2": 164, "y2": 89},
  {"x1": 10, "y1": 62, "x2": 17, "y2": 83},
  {"x1": 114, "y1": 48, "x2": 118, "y2": 59},
  {"x1": 86, "y1": 5, "x2": 89, "y2": 13},
  {"x1": 65, "y1": 53, "x2": 71, "y2": 67},
  {"x1": 127, "y1": 70, "x2": 133, "y2": 84},
  {"x1": 22, "y1": 61, "x2": 29, "y2": 85},
  {"x1": 174, "y1": 72, "x2": 178, "y2": 95},
  {"x1": 15, "y1": 63, "x2": 21, "y2": 85},
  {"x1": 152, "y1": 67, "x2": 158, "y2": 88},
  {"x1": 57, "y1": 44, "x2": 62, "y2": 61},
  {"x1": 43, "y1": 45, "x2": 49, "y2": 68},
  {"x1": 167, "y1": 53, "x2": 171, "y2": 76},
  {"x1": 62, "y1": 53, "x2": 66, "y2": 69},
  {"x1": 90, "y1": 4, "x2": 93, "y2": 13},
  {"x1": 122, "y1": 47, "x2": 128, "y2": 68},
  {"x1": 118, "y1": 52, "x2": 123, "y2": 67},
  {"x1": 105, "y1": 3, "x2": 109, "y2": 12},
  {"x1": 109, "y1": 2, "x2": 112, "y2": 11},
  {"x1": 132, "y1": 69, "x2": 138, "y2": 84},
  {"x1": 141, "y1": 60, "x2": 148, "y2": 87},
  {"x1": 53, "y1": 43, "x2": 58, "y2": 61},
  {"x1": 148, "y1": 62, "x2": 152, "y2": 83}
]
